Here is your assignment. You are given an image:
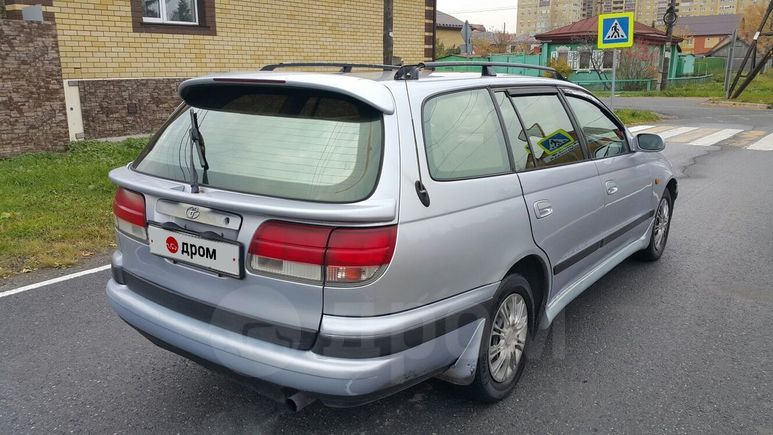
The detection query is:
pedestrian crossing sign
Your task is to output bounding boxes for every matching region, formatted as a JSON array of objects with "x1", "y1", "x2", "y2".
[{"x1": 598, "y1": 12, "x2": 634, "y2": 49}]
